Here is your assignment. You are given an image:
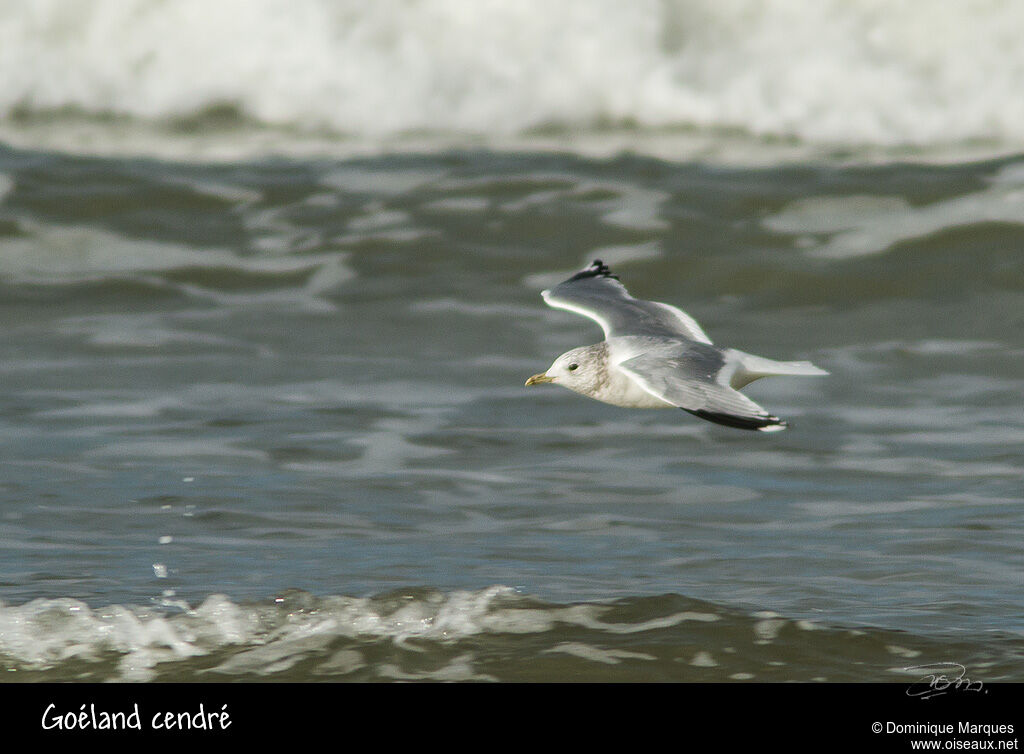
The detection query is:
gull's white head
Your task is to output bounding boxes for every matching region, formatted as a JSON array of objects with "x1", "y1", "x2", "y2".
[{"x1": 525, "y1": 345, "x2": 606, "y2": 397}]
